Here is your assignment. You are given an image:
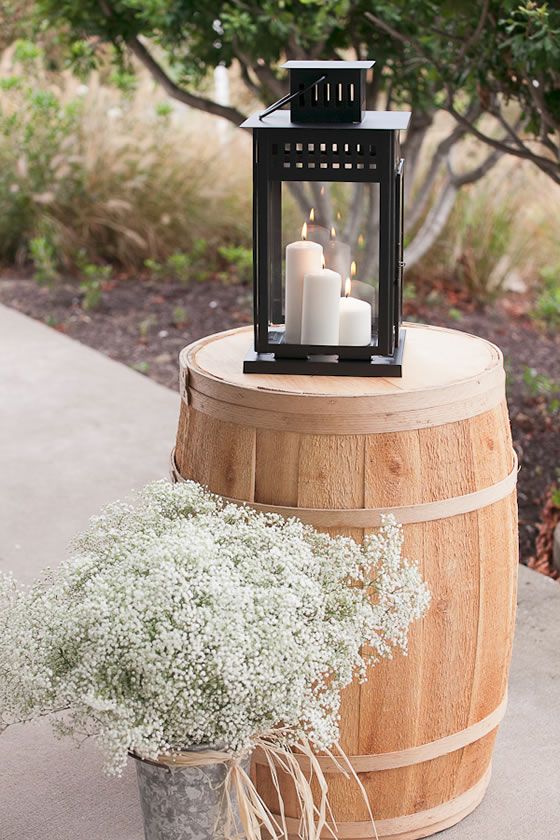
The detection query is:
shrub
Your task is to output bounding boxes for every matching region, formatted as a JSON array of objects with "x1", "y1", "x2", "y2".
[
  {"x1": 29, "y1": 235, "x2": 60, "y2": 285},
  {"x1": 0, "y1": 62, "x2": 252, "y2": 274},
  {"x1": 534, "y1": 264, "x2": 560, "y2": 327},
  {"x1": 218, "y1": 244, "x2": 253, "y2": 284},
  {"x1": 415, "y1": 158, "x2": 559, "y2": 306}
]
